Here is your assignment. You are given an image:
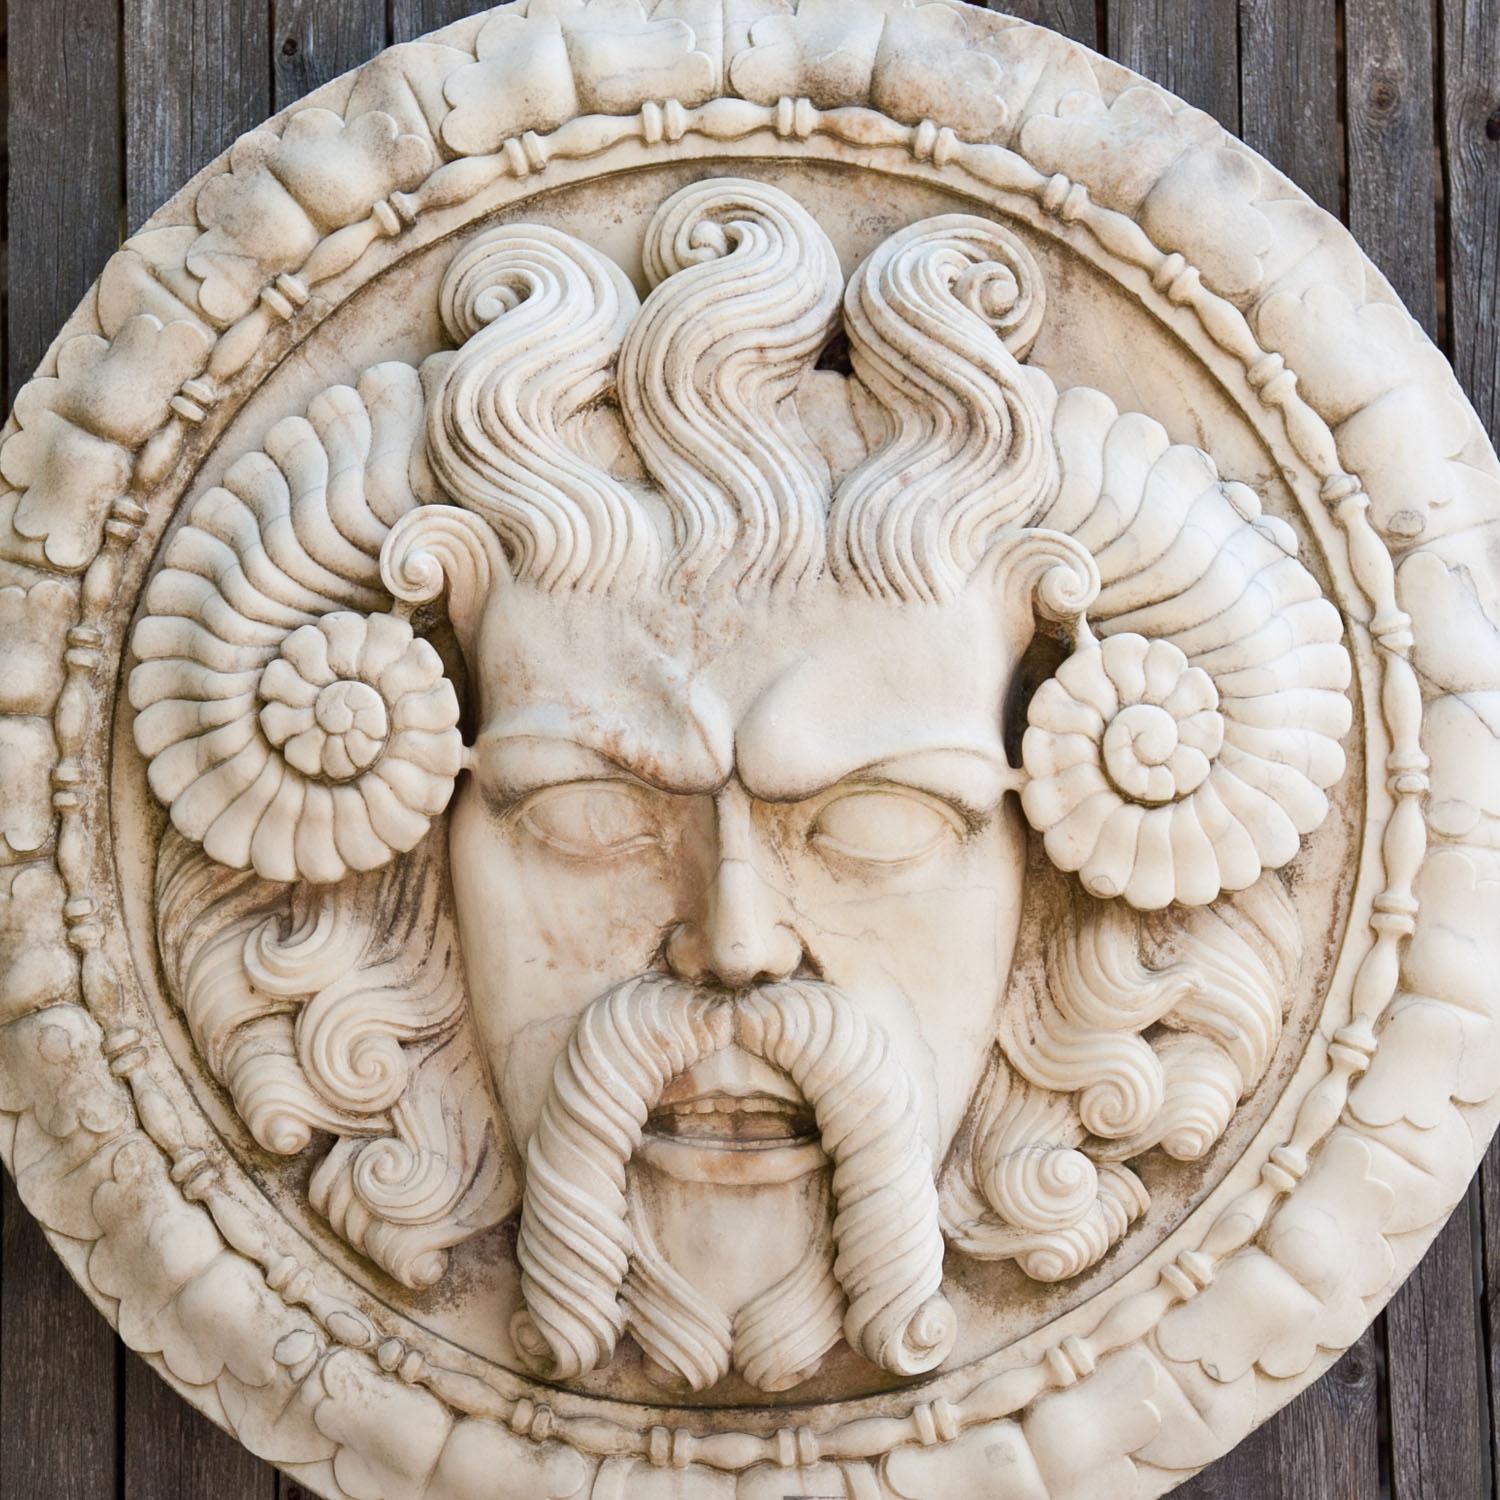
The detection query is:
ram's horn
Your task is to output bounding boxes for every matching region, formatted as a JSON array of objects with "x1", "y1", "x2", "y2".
[
  {"x1": 1020, "y1": 387, "x2": 1352, "y2": 909},
  {"x1": 130, "y1": 362, "x2": 463, "y2": 884}
]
